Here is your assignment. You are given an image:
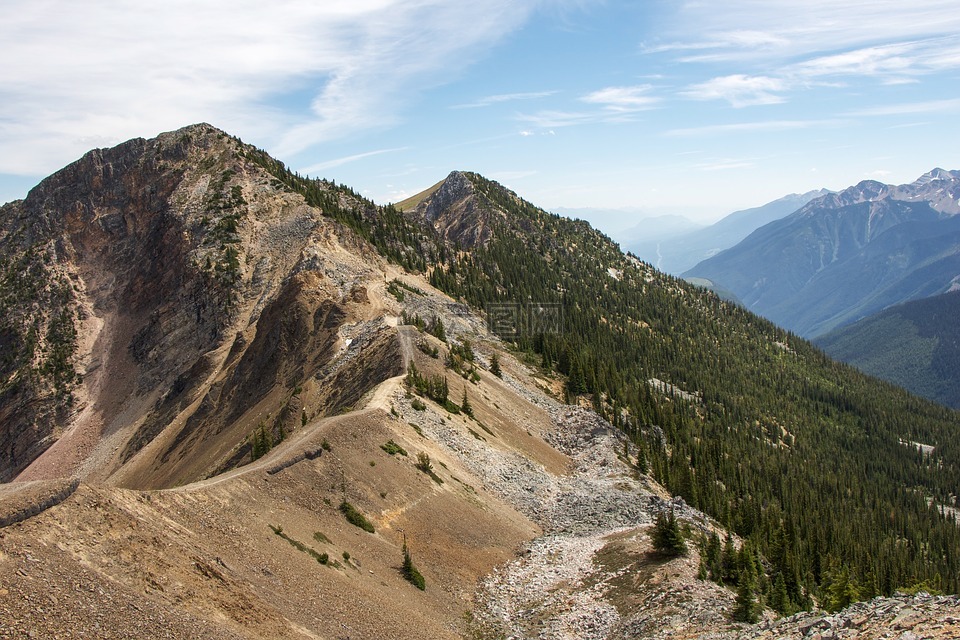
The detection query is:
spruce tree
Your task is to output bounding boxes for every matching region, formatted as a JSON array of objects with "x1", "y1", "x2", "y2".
[
  {"x1": 651, "y1": 508, "x2": 687, "y2": 556},
  {"x1": 490, "y1": 353, "x2": 502, "y2": 377},
  {"x1": 733, "y1": 561, "x2": 761, "y2": 623},
  {"x1": 401, "y1": 540, "x2": 426, "y2": 590}
]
